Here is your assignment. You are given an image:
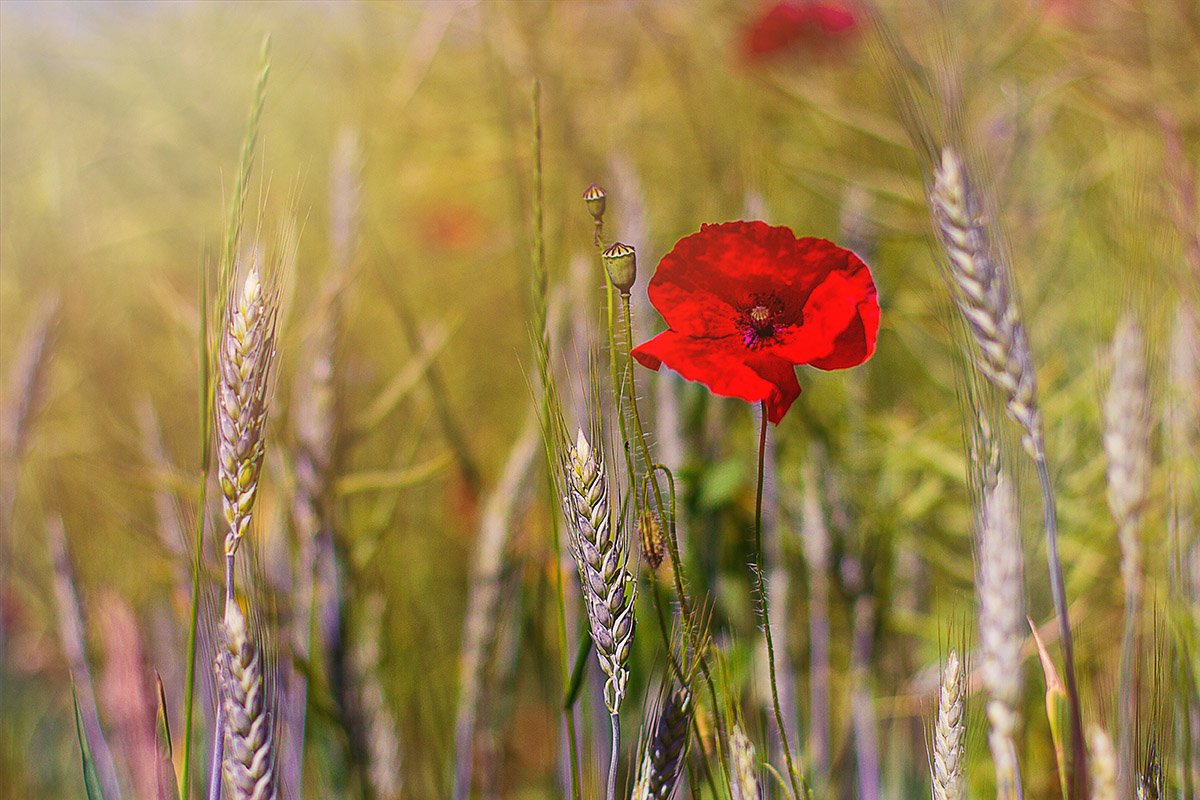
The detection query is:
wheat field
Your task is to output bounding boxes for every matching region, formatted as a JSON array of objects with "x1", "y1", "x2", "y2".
[{"x1": 1, "y1": 2, "x2": 1197, "y2": 799}]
